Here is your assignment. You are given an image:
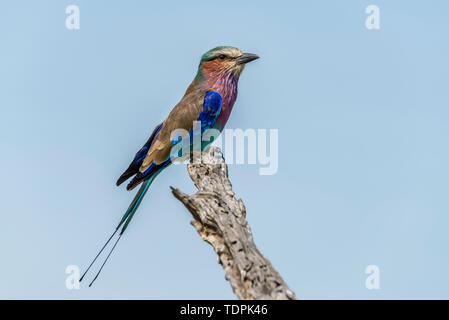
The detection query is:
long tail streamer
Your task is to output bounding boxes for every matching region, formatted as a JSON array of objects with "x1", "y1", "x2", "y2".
[{"x1": 79, "y1": 172, "x2": 159, "y2": 286}]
